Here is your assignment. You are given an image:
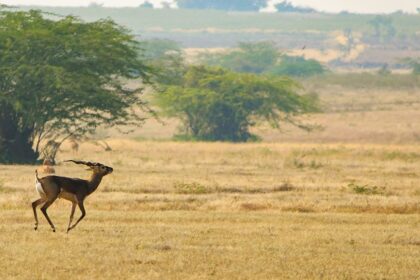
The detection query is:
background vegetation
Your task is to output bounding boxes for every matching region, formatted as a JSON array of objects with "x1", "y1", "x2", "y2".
[
  {"x1": 0, "y1": 4, "x2": 419, "y2": 279},
  {"x1": 200, "y1": 41, "x2": 327, "y2": 77},
  {"x1": 22, "y1": 6, "x2": 420, "y2": 35},
  {"x1": 176, "y1": 0, "x2": 267, "y2": 11}
]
